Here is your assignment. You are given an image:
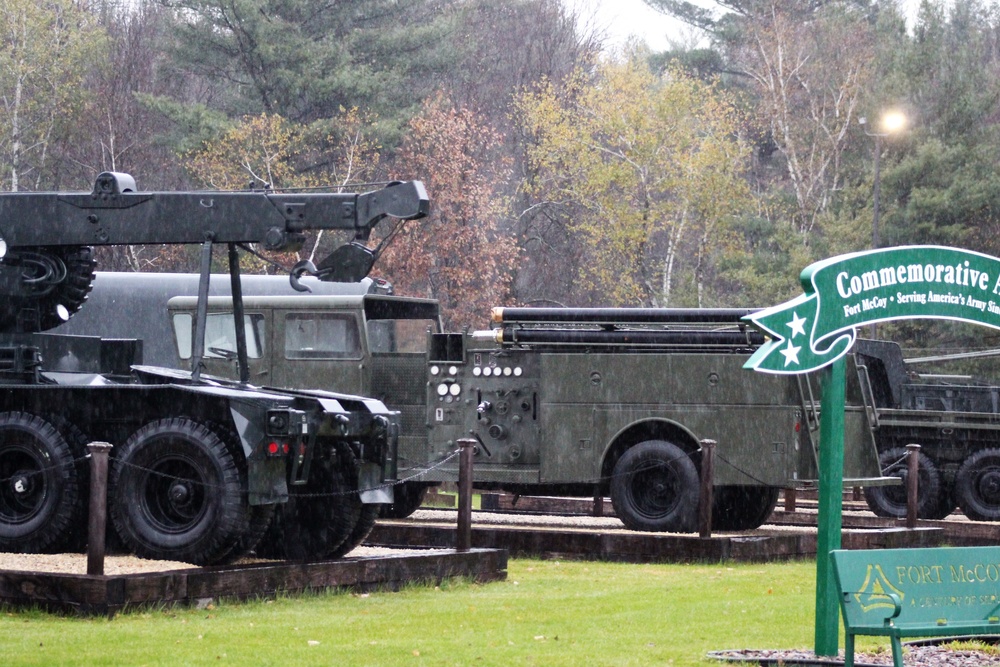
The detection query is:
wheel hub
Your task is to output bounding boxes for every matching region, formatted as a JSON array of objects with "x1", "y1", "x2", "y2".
[
  {"x1": 976, "y1": 470, "x2": 1000, "y2": 502},
  {"x1": 11, "y1": 473, "x2": 31, "y2": 495},
  {"x1": 169, "y1": 481, "x2": 193, "y2": 506}
]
